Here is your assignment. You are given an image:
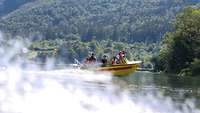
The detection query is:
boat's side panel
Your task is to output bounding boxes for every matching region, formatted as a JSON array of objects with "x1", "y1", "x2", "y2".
[{"x1": 96, "y1": 64, "x2": 139, "y2": 76}]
